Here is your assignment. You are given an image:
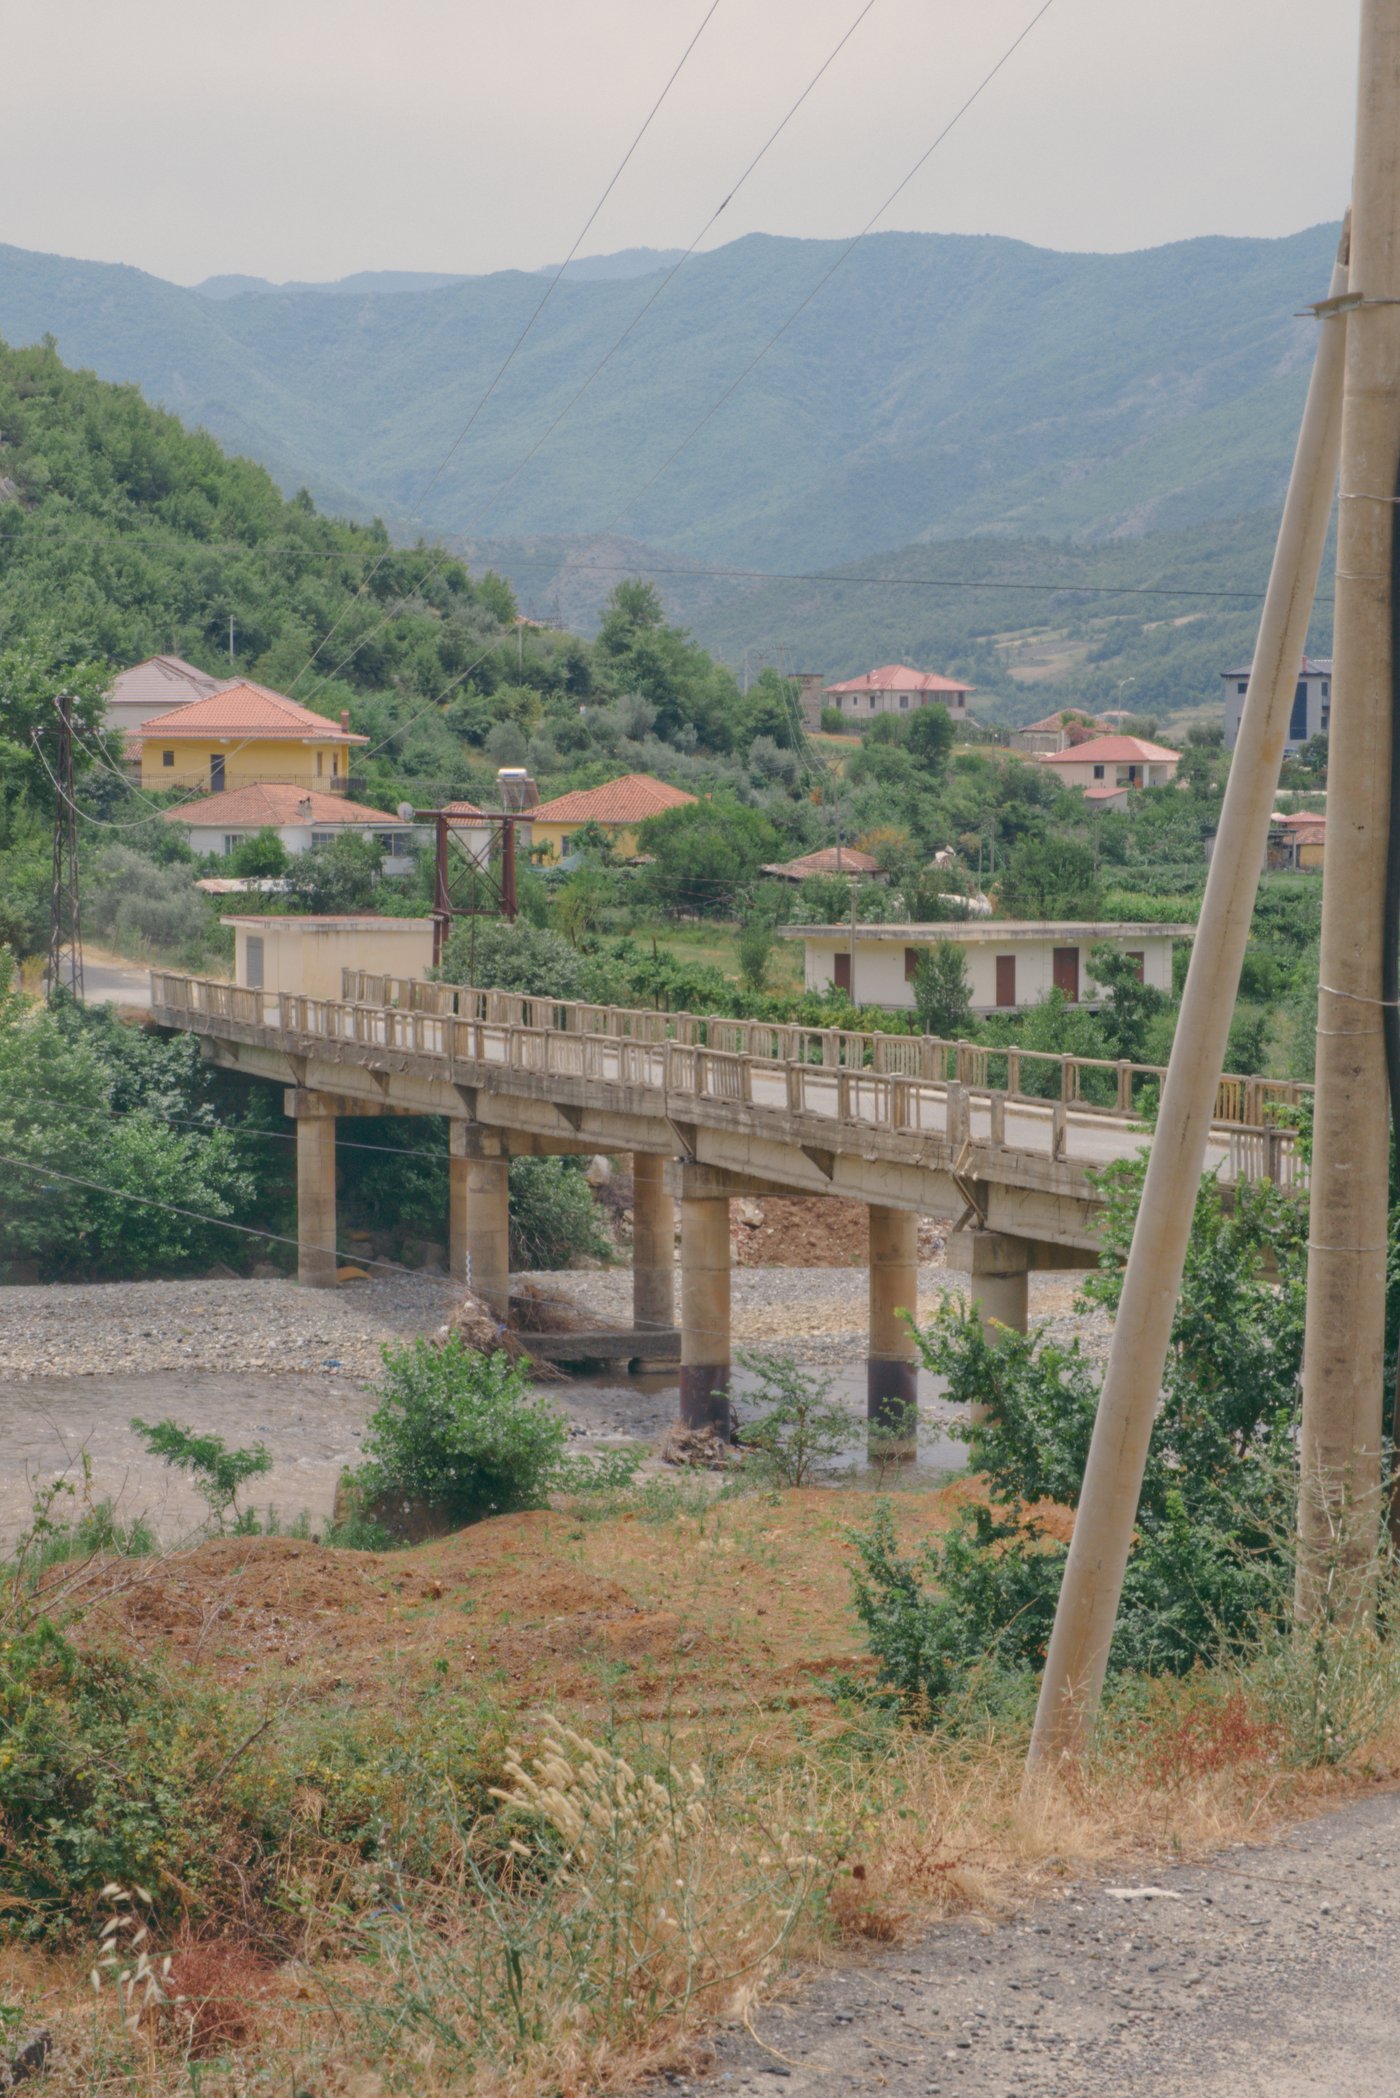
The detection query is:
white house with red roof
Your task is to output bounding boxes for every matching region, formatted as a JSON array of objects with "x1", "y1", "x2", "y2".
[
  {"x1": 161, "y1": 782, "x2": 416, "y2": 870},
  {"x1": 1037, "y1": 734, "x2": 1180, "y2": 797},
  {"x1": 823, "y1": 663, "x2": 973, "y2": 726}
]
